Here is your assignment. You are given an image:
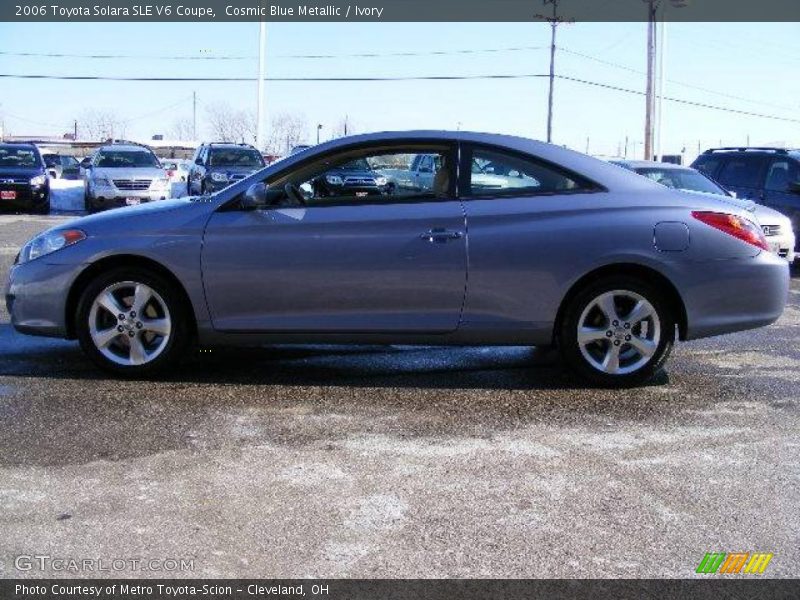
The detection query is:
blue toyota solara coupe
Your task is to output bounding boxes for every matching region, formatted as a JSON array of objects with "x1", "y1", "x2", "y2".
[{"x1": 5, "y1": 132, "x2": 789, "y2": 386}]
